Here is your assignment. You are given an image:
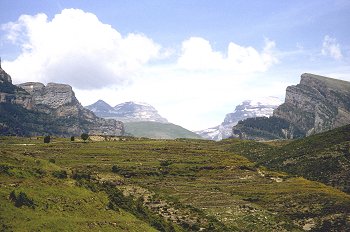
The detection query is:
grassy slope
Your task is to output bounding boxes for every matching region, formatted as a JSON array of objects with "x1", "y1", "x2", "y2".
[
  {"x1": 224, "y1": 124, "x2": 350, "y2": 193},
  {"x1": 0, "y1": 138, "x2": 156, "y2": 231},
  {"x1": 1, "y1": 136, "x2": 350, "y2": 231},
  {"x1": 124, "y1": 121, "x2": 202, "y2": 139}
]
